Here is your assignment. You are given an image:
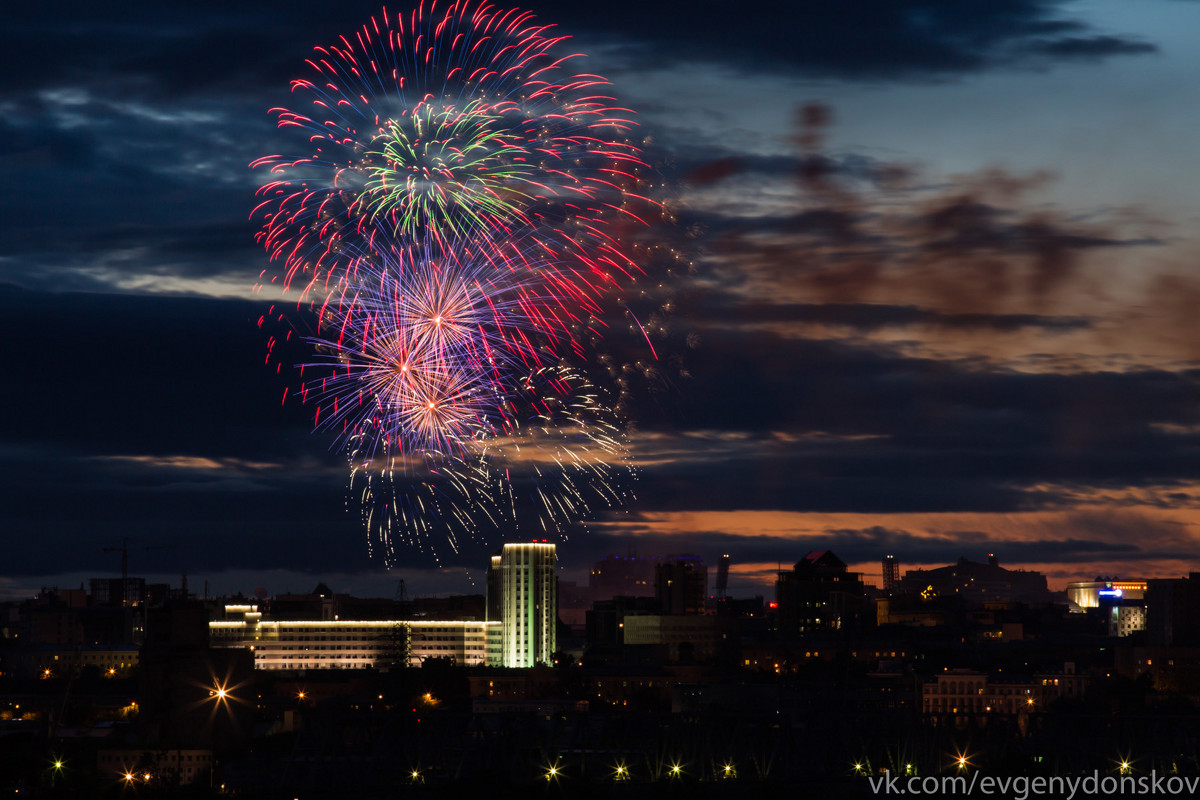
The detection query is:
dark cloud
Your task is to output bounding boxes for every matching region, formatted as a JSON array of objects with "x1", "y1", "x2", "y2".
[
  {"x1": 676, "y1": 148, "x2": 908, "y2": 192},
  {"x1": 681, "y1": 109, "x2": 1162, "y2": 316},
  {"x1": 1025, "y1": 35, "x2": 1159, "y2": 59},
  {"x1": 613, "y1": 317, "x2": 1200, "y2": 515},
  {"x1": 565, "y1": 513, "x2": 1196, "y2": 577},
  {"x1": 0, "y1": 5, "x2": 333, "y2": 98},
  {"x1": 0, "y1": 1, "x2": 1155, "y2": 108},
  {"x1": 0, "y1": 221, "x2": 262, "y2": 294},
  {"x1": 0, "y1": 286, "x2": 313, "y2": 456},
  {"x1": 543, "y1": 0, "x2": 1154, "y2": 76},
  {"x1": 689, "y1": 298, "x2": 1093, "y2": 333}
]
